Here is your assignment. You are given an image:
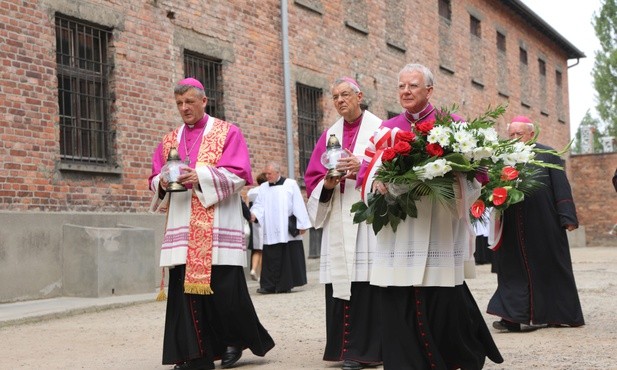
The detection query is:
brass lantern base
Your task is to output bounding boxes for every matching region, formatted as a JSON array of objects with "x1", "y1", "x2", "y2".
[{"x1": 166, "y1": 181, "x2": 187, "y2": 192}]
